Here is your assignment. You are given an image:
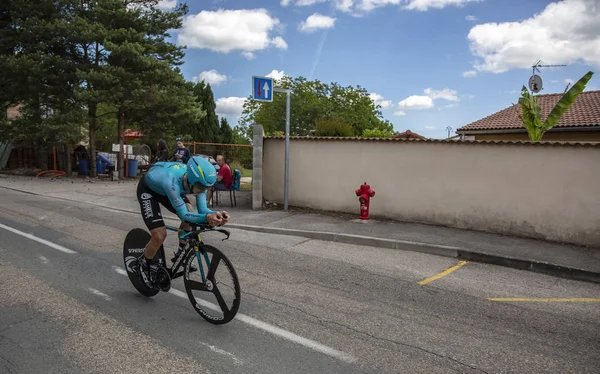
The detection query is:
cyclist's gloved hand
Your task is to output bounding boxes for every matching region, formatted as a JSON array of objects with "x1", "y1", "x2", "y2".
[
  {"x1": 206, "y1": 213, "x2": 223, "y2": 227},
  {"x1": 220, "y1": 211, "x2": 230, "y2": 226}
]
